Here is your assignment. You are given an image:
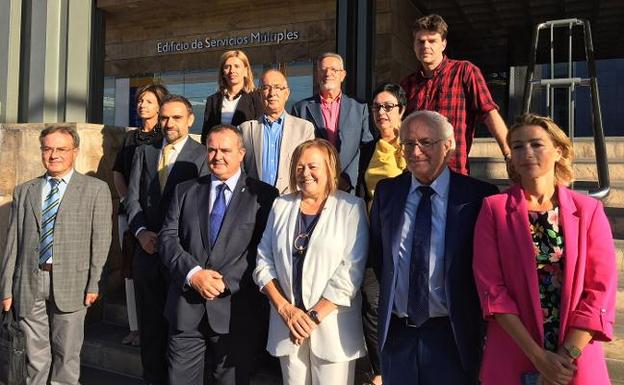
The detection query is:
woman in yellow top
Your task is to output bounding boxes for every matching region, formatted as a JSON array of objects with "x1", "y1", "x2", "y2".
[
  {"x1": 358, "y1": 82, "x2": 406, "y2": 385},
  {"x1": 362, "y1": 82, "x2": 407, "y2": 202}
]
